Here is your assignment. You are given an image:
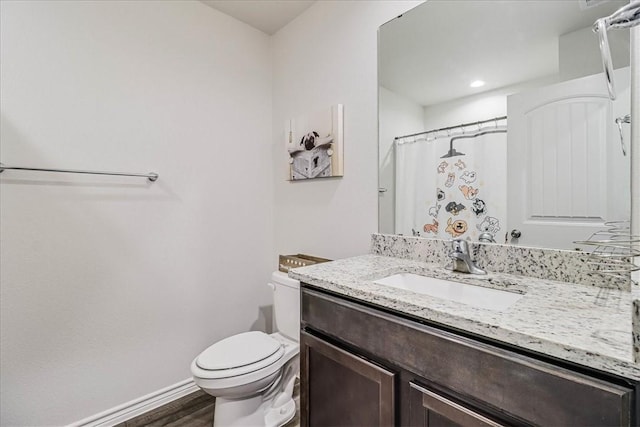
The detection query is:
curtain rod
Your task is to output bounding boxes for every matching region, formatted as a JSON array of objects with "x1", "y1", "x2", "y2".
[{"x1": 394, "y1": 115, "x2": 507, "y2": 141}]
